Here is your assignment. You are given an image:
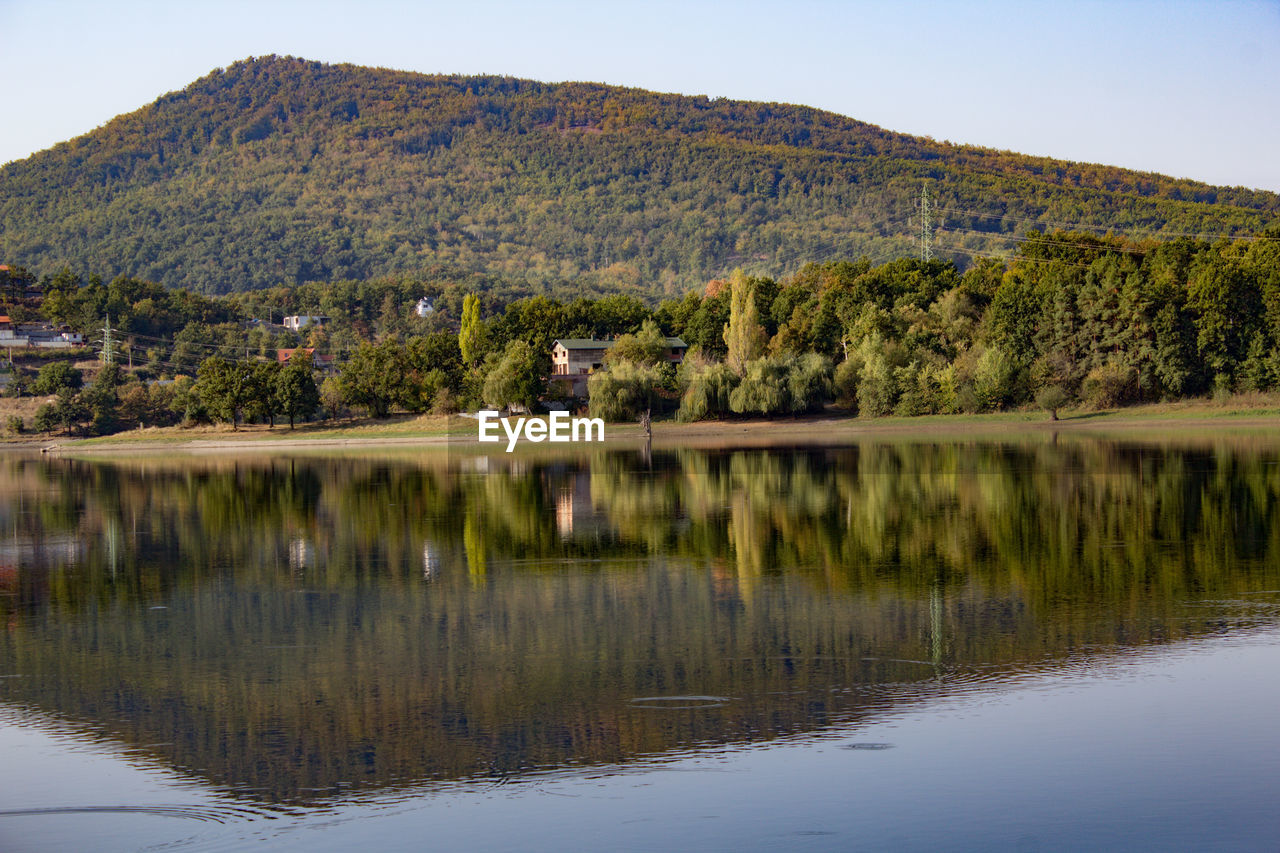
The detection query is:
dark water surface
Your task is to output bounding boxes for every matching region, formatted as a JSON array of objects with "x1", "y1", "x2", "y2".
[{"x1": 2, "y1": 436, "x2": 1279, "y2": 850}]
